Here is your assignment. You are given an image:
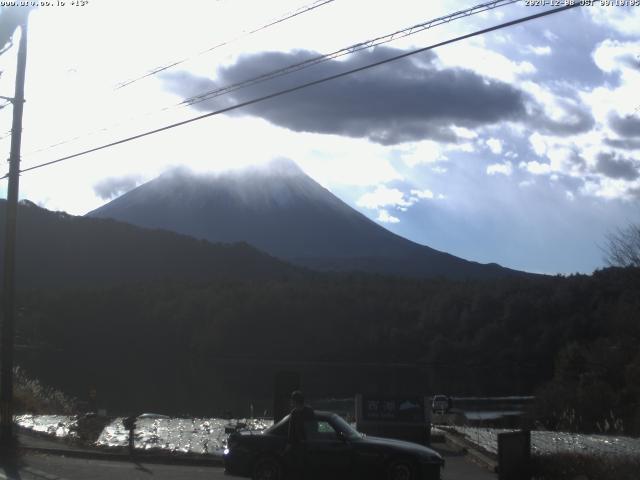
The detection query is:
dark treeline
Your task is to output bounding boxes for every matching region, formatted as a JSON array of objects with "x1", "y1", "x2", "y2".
[
  {"x1": 0, "y1": 200, "x2": 301, "y2": 289},
  {"x1": 15, "y1": 267, "x2": 640, "y2": 434}
]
